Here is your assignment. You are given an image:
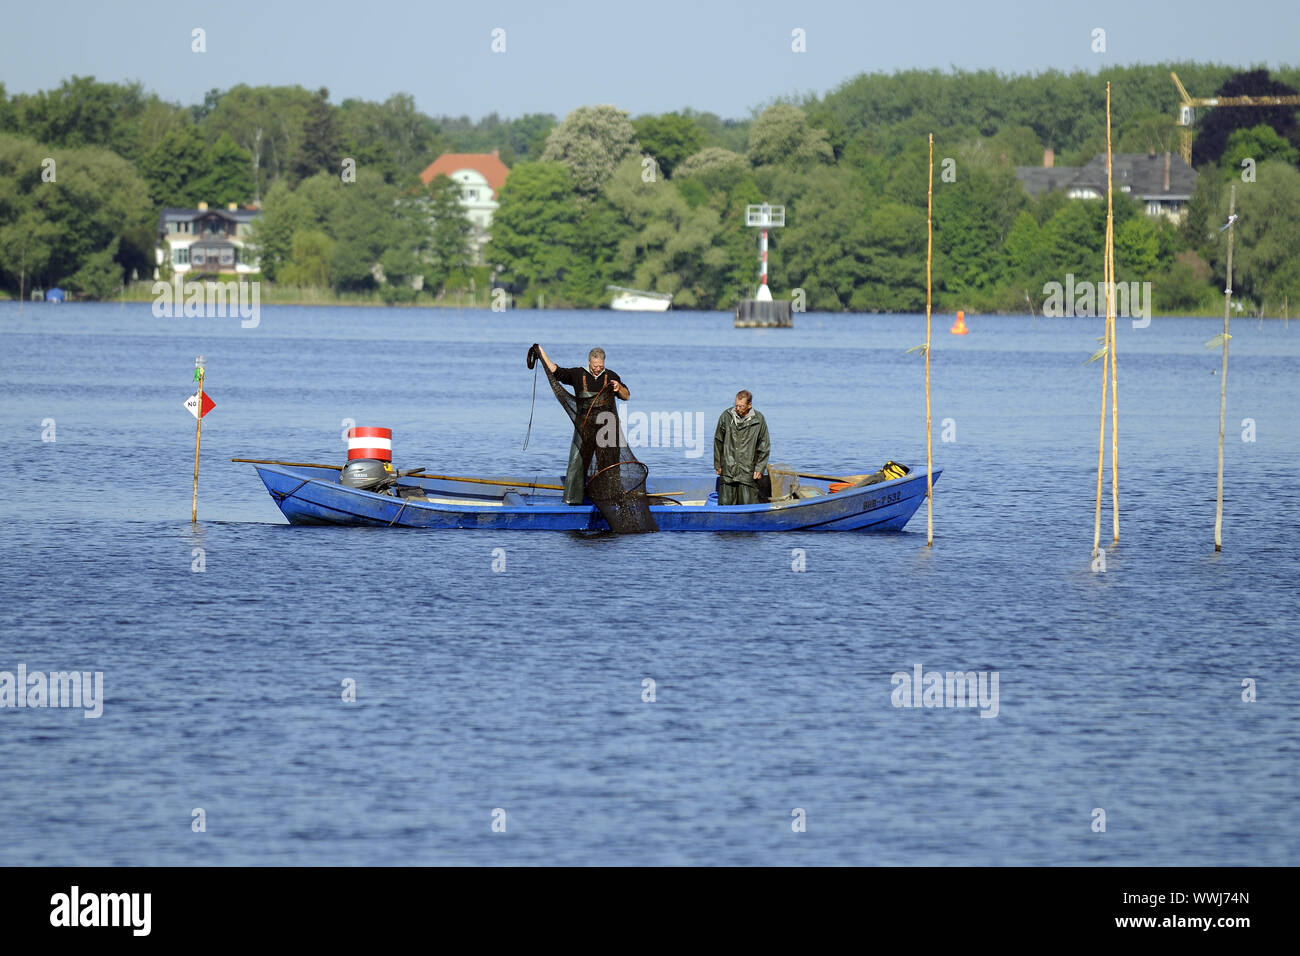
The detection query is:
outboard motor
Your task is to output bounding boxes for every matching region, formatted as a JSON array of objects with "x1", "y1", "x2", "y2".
[
  {"x1": 343, "y1": 426, "x2": 397, "y2": 494},
  {"x1": 340, "y1": 457, "x2": 396, "y2": 493}
]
